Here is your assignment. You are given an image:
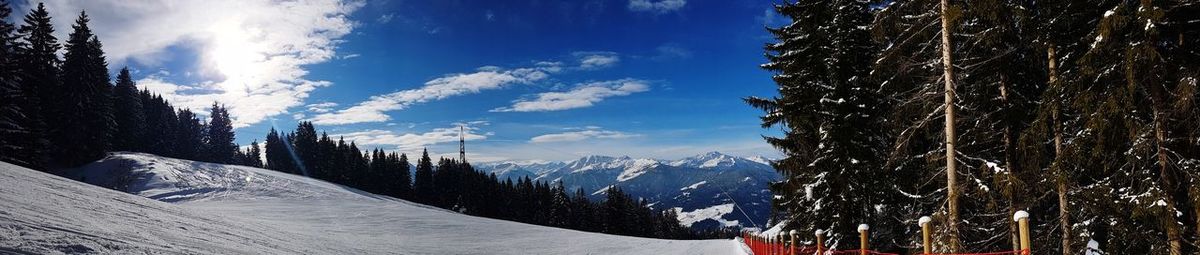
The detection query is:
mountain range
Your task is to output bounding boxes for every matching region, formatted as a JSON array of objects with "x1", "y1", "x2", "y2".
[{"x1": 475, "y1": 151, "x2": 781, "y2": 230}]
